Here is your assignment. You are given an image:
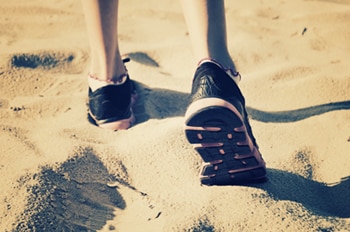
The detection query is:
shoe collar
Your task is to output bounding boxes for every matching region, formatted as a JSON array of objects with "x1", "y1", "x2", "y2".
[{"x1": 197, "y1": 58, "x2": 241, "y2": 82}]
